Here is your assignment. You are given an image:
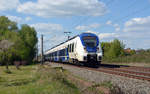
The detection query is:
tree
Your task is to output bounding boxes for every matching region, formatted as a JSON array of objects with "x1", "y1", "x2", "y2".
[
  {"x1": 0, "y1": 16, "x2": 38, "y2": 68},
  {"x1": 0, "y1": 16, "x2": 17, "y2": 32},
  {"x1": 0, "y1": 40, "x2": 14, "y2": 69},
  {"x1": 101, "y1": 39, "x2": 125, "y2": 59},
  {"x1": 19, "y1": 24, "x2": 38, "y2": 63}
]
